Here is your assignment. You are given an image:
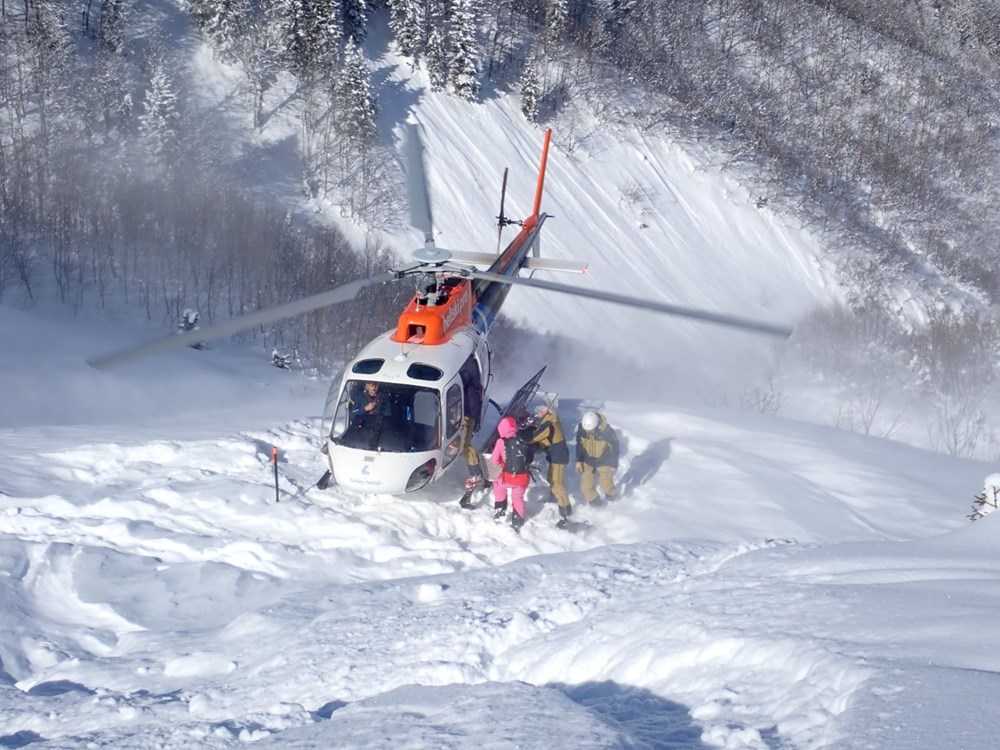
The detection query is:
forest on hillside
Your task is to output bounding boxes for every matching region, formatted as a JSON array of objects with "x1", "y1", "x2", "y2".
[{"x1": 3, "y1": 0, "x2": 1000, "y2": 456}]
